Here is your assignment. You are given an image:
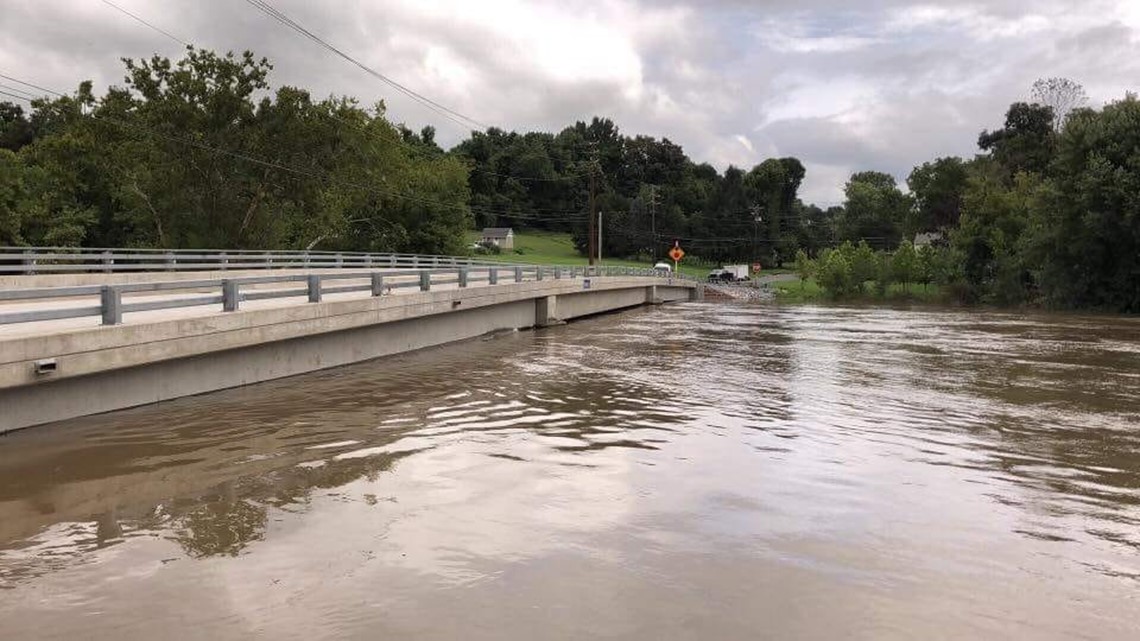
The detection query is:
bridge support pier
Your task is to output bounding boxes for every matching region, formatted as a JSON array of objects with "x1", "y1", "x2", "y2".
[{"x1": 535, "y1": 295, "x2": 563, "y2": 327}]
